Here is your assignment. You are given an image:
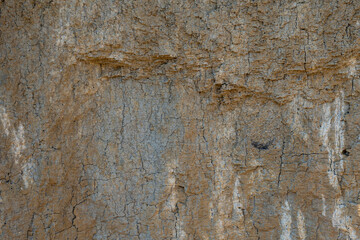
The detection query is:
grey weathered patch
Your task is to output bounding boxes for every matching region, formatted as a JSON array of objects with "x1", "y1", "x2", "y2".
[{"x1": 0, "y1": 70, "x2": 7, "y2": 86}]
